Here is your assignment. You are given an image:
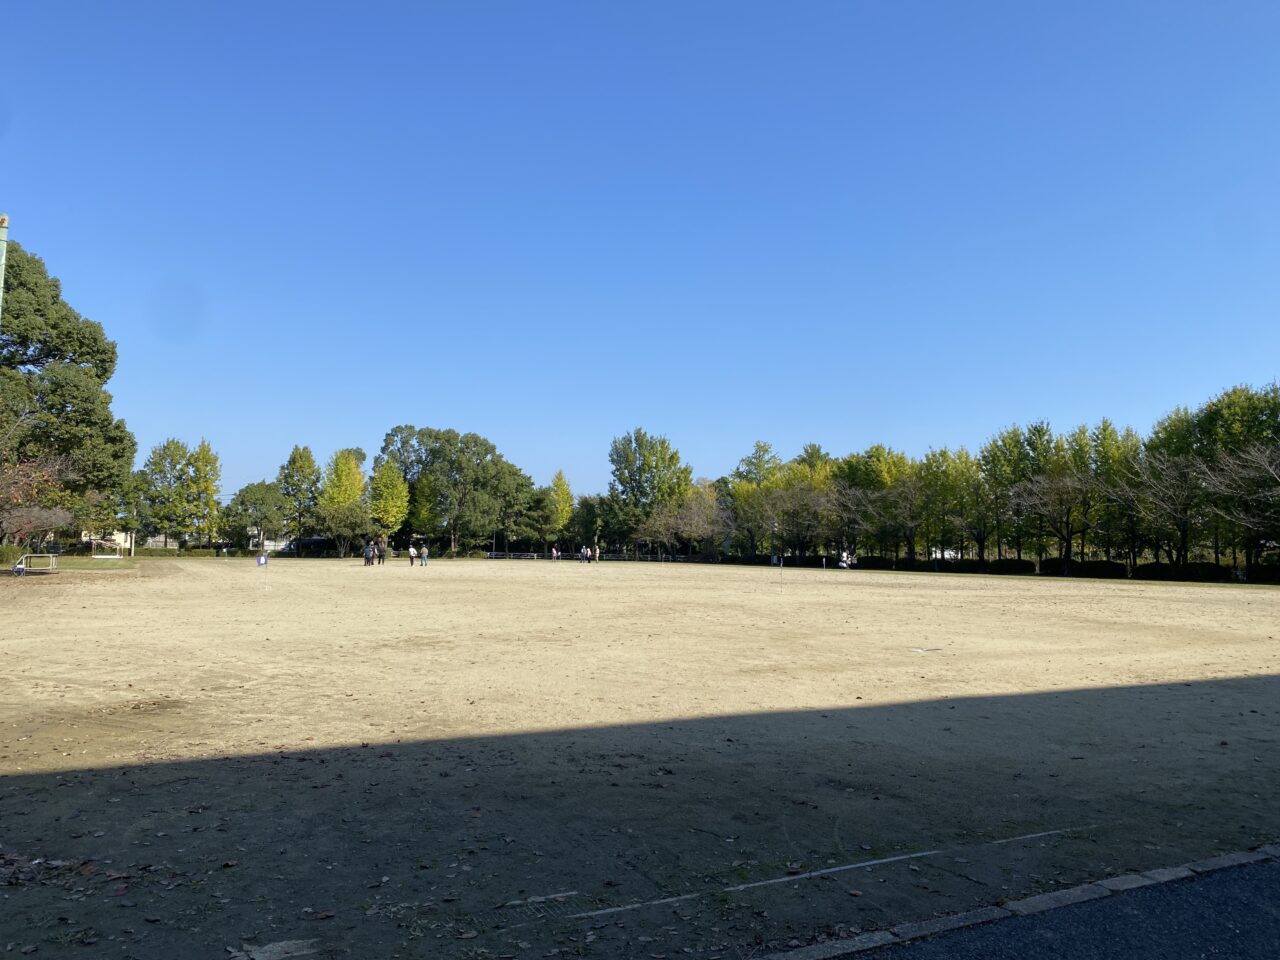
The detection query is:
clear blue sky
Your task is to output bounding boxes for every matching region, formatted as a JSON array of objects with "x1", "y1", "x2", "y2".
[{"x1": 3, "y1": 2, "x2": 1278, "y2": 496}]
